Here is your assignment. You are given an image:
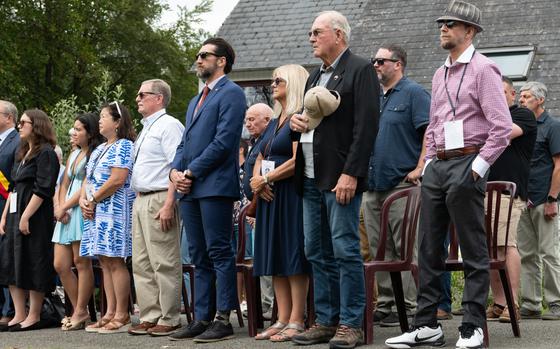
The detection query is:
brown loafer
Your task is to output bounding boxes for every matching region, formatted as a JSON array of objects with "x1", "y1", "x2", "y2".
[
  {"x1": 128, "y1": 321, "x2": 156, "y2": 335},
  {"x1": 436, "y1": 308, "x2": 453, "y2": 320},
  {"x1": 148, "y1": 324, "x2": 182, "y2": 336}
]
